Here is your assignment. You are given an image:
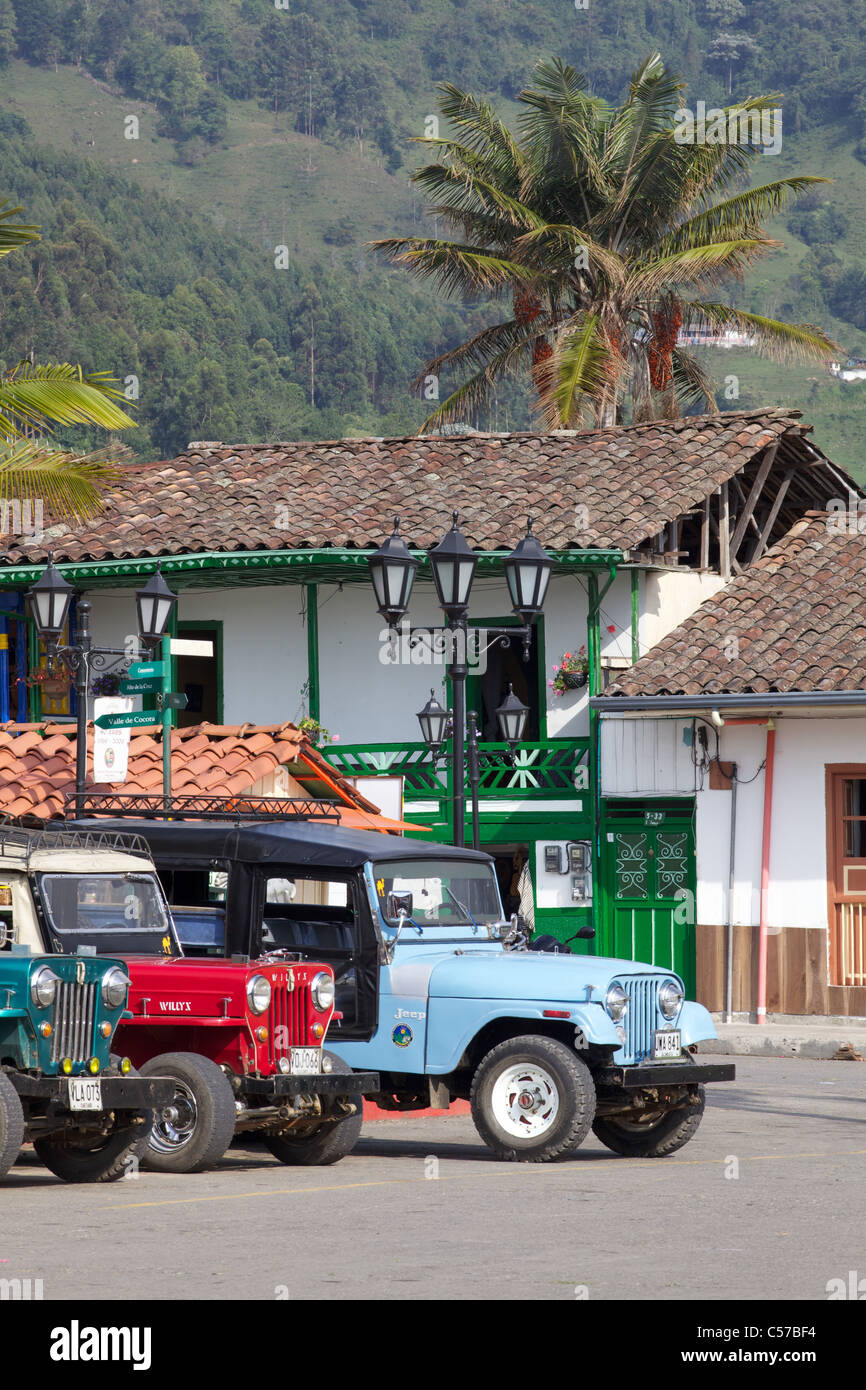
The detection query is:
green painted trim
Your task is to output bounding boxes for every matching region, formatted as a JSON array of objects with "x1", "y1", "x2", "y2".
[
  {"x1": 536, "y1": 613, "x2": 548, "y2": 740},
  {"x1": 161, "y1": 633, "x2": 172, "y2": 799},
  {"x1": 27, "y1": 618, "x2": 40, "y2": 722},
  {"x1": 630, "y1": 568, "x2": 640, "y2": 665},
  {"x1": 305, "y1": 583, "x2": 320, "y2": 722},
  {"x1": 177, "y1": 619, "x2": 224, "y2": 724},
  {"x1": 0, "y1": 547, "x2": 624, "y2": 590}
]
